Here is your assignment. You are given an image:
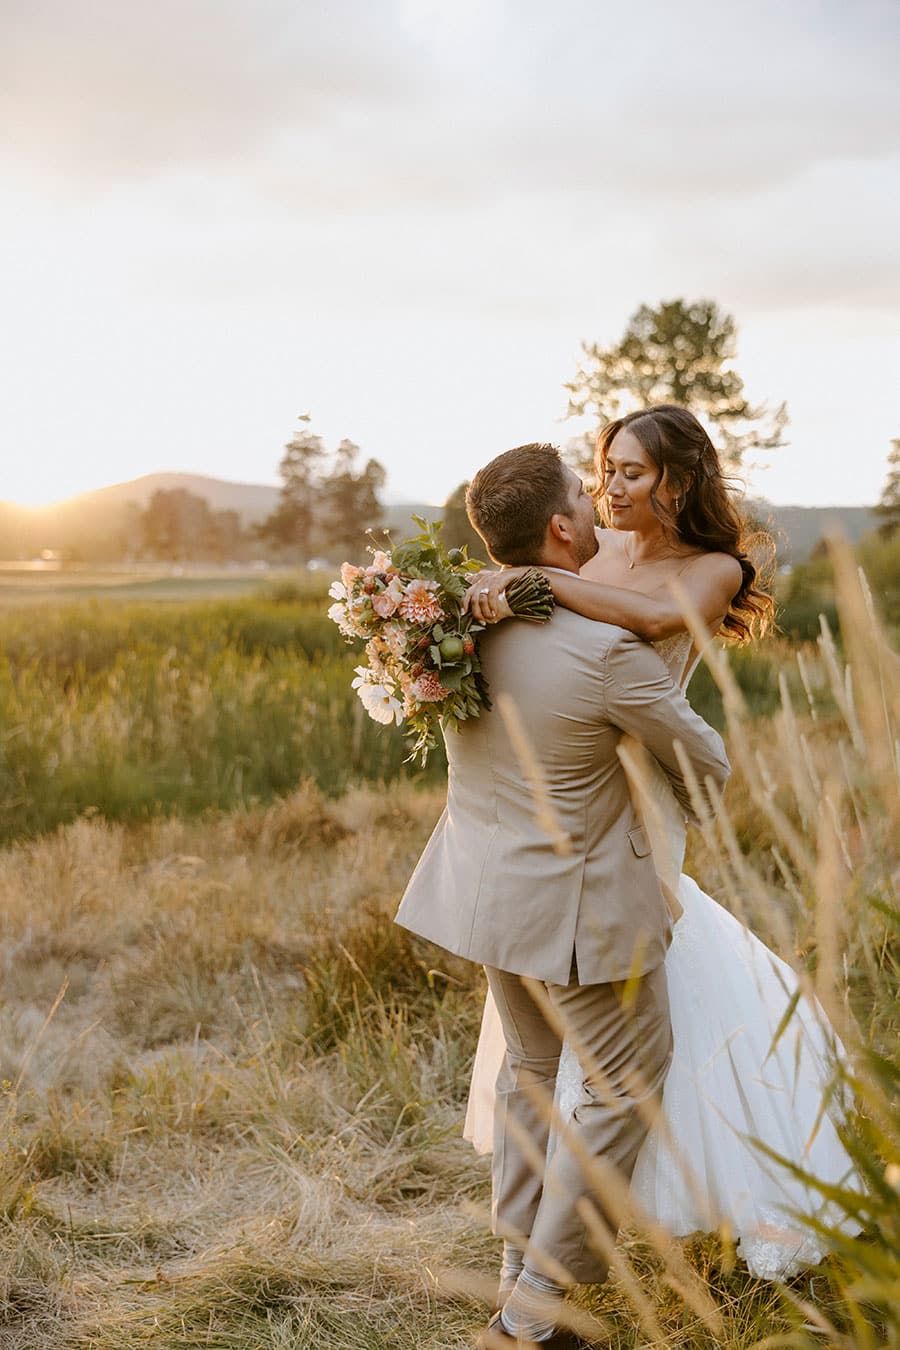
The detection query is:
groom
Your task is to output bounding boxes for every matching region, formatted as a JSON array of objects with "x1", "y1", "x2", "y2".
[{"x1": 395, "y1": 444, "x2": 730, "y2": 1348}]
